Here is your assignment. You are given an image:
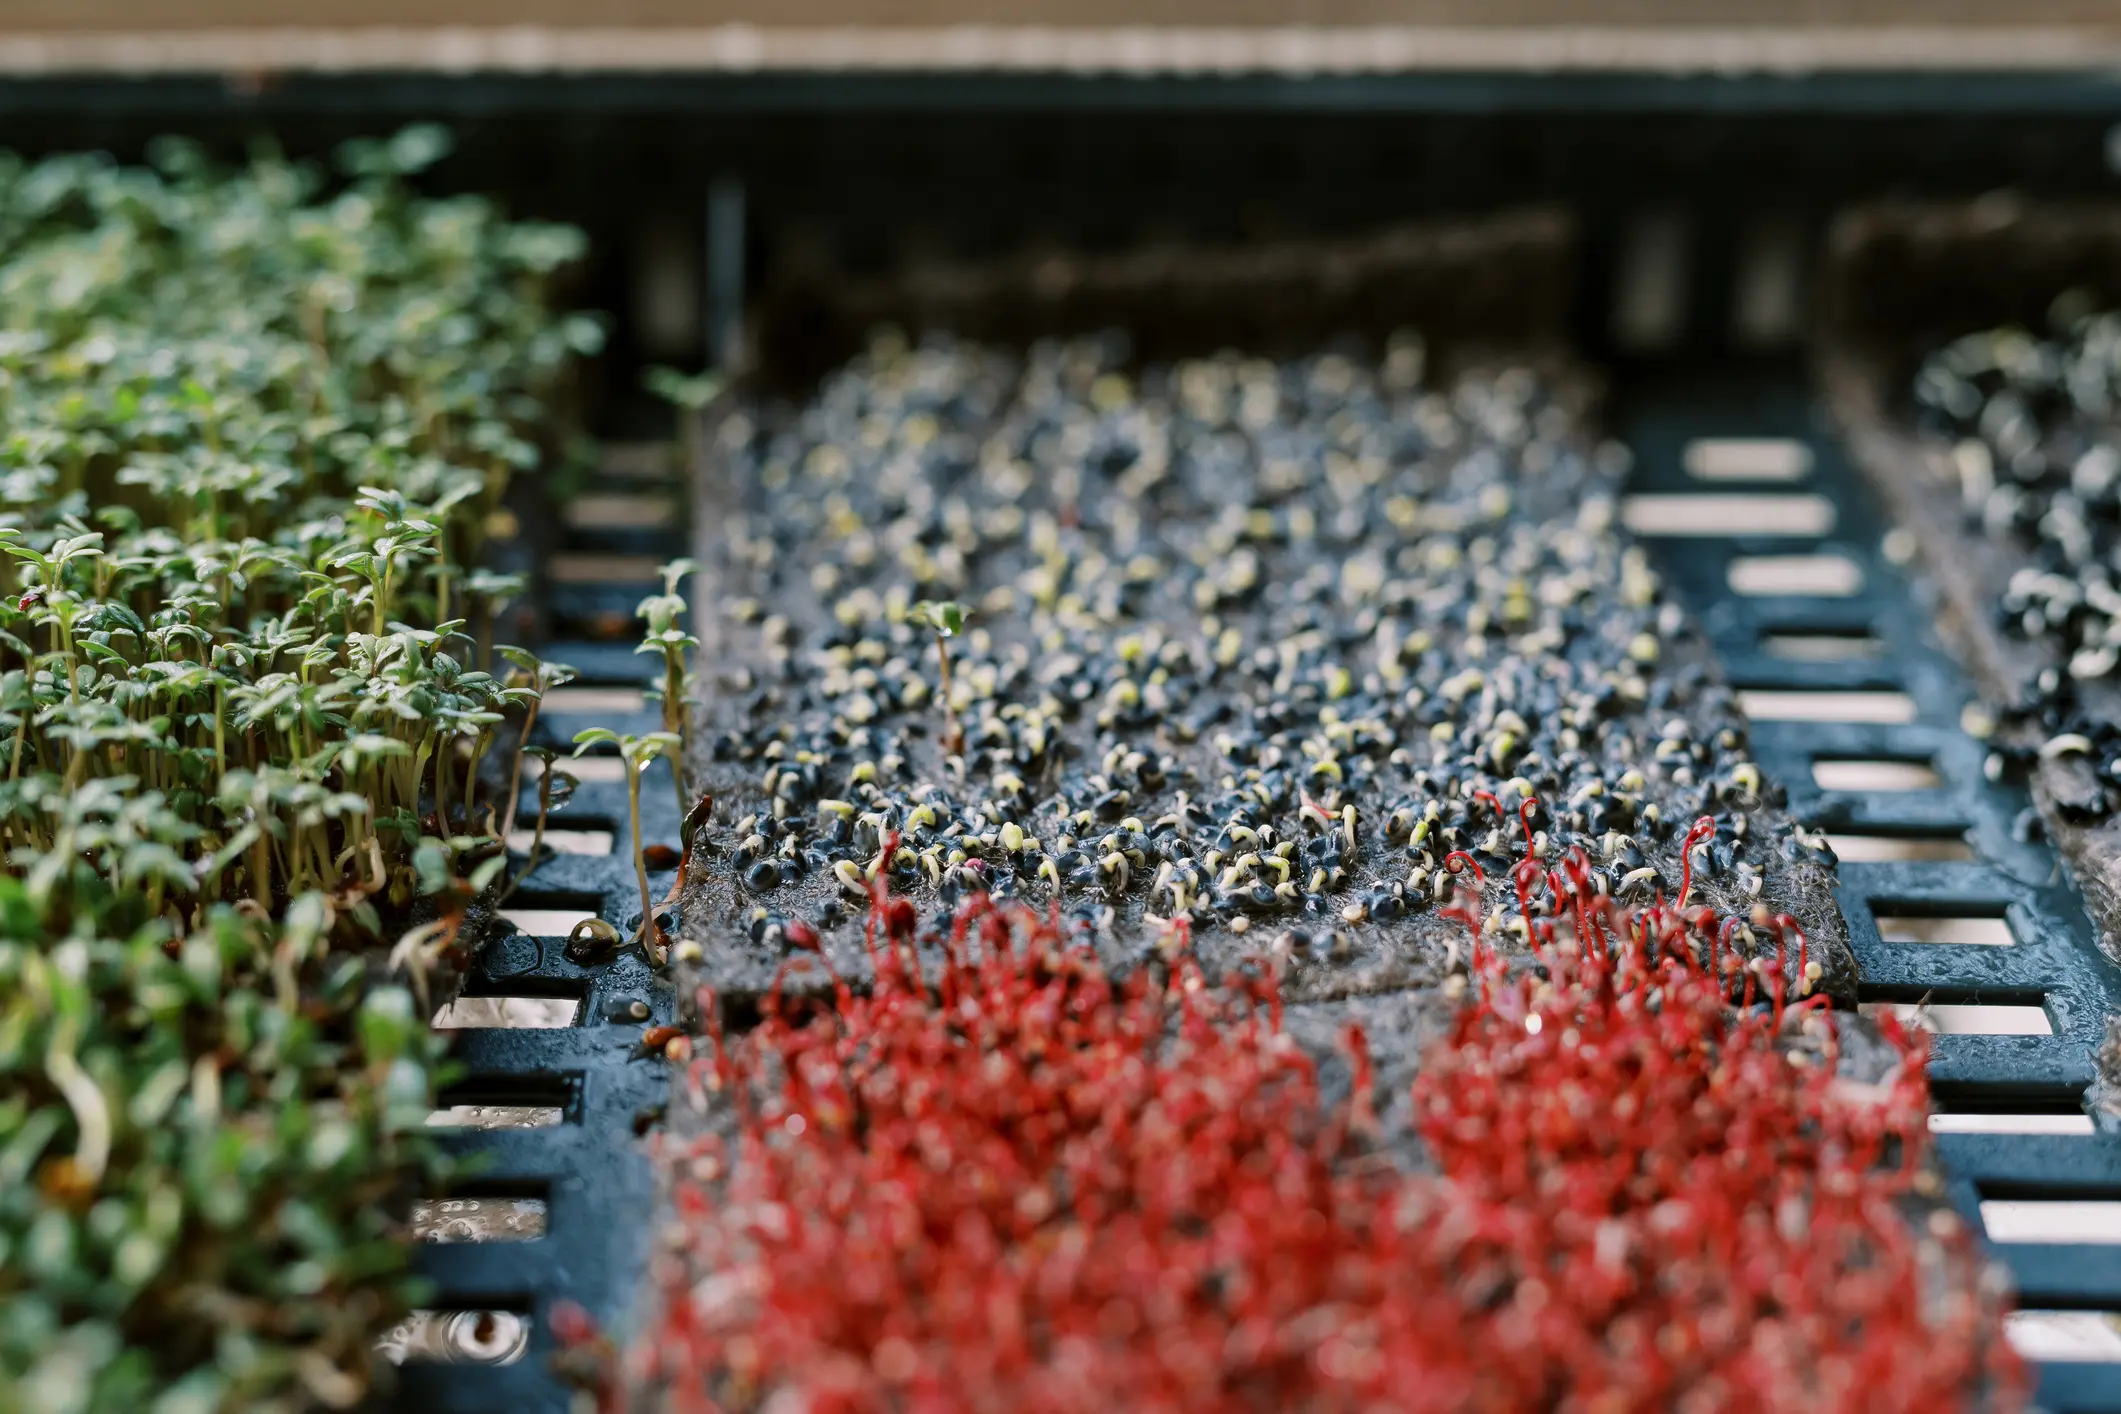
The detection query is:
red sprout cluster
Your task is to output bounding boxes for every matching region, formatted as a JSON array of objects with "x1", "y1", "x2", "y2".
[
  {"x1": 1415, "y1": 823, "x2": 2021, "y2": 1410},
  {"x1": 631, "y1": 816, "x2": 2023, "y2": 1413}
]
